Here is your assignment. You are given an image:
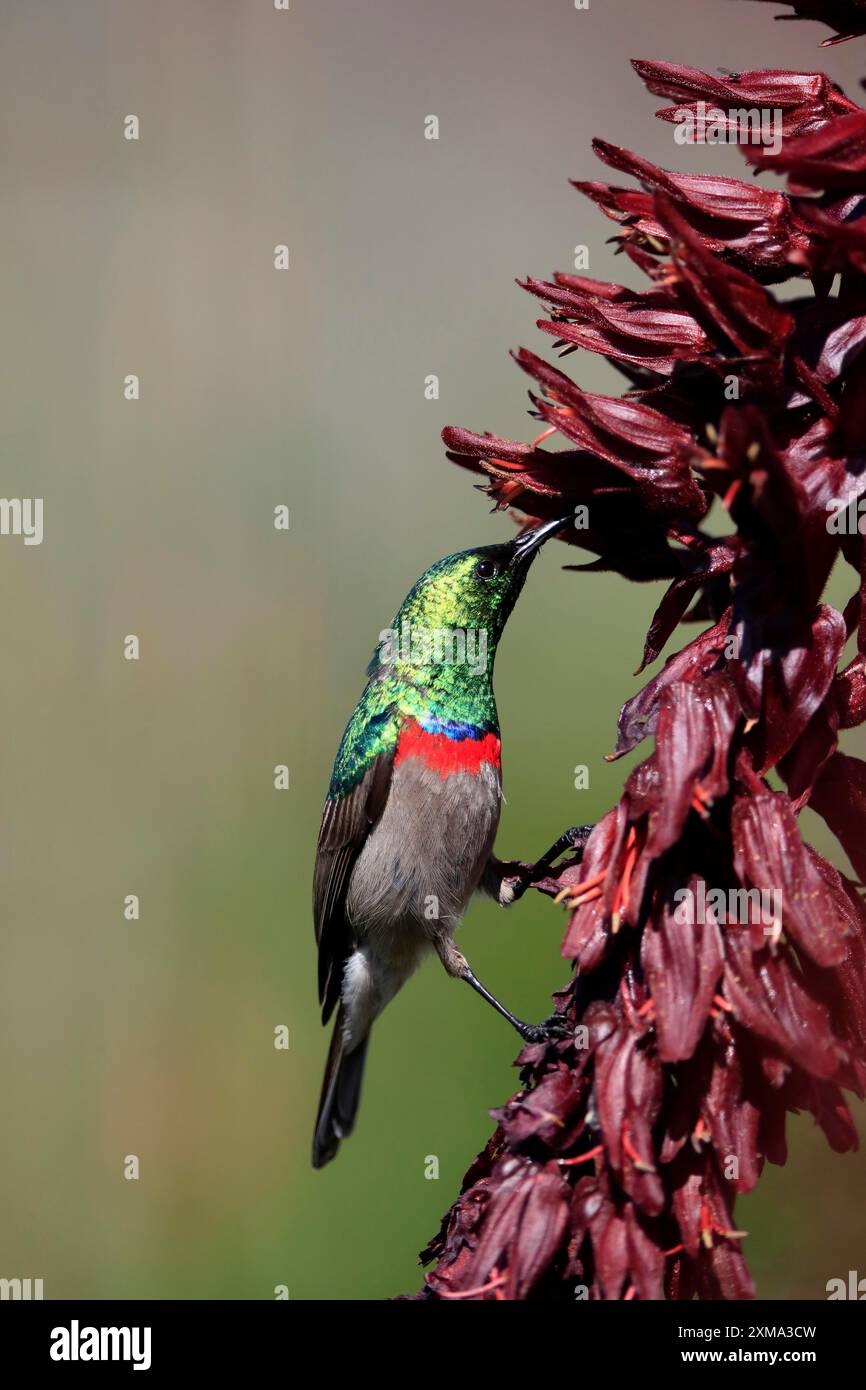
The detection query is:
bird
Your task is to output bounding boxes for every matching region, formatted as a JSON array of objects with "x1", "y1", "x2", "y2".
[{"x1": 311, "y1": 515, "x2": 591, "y2": 1168}]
